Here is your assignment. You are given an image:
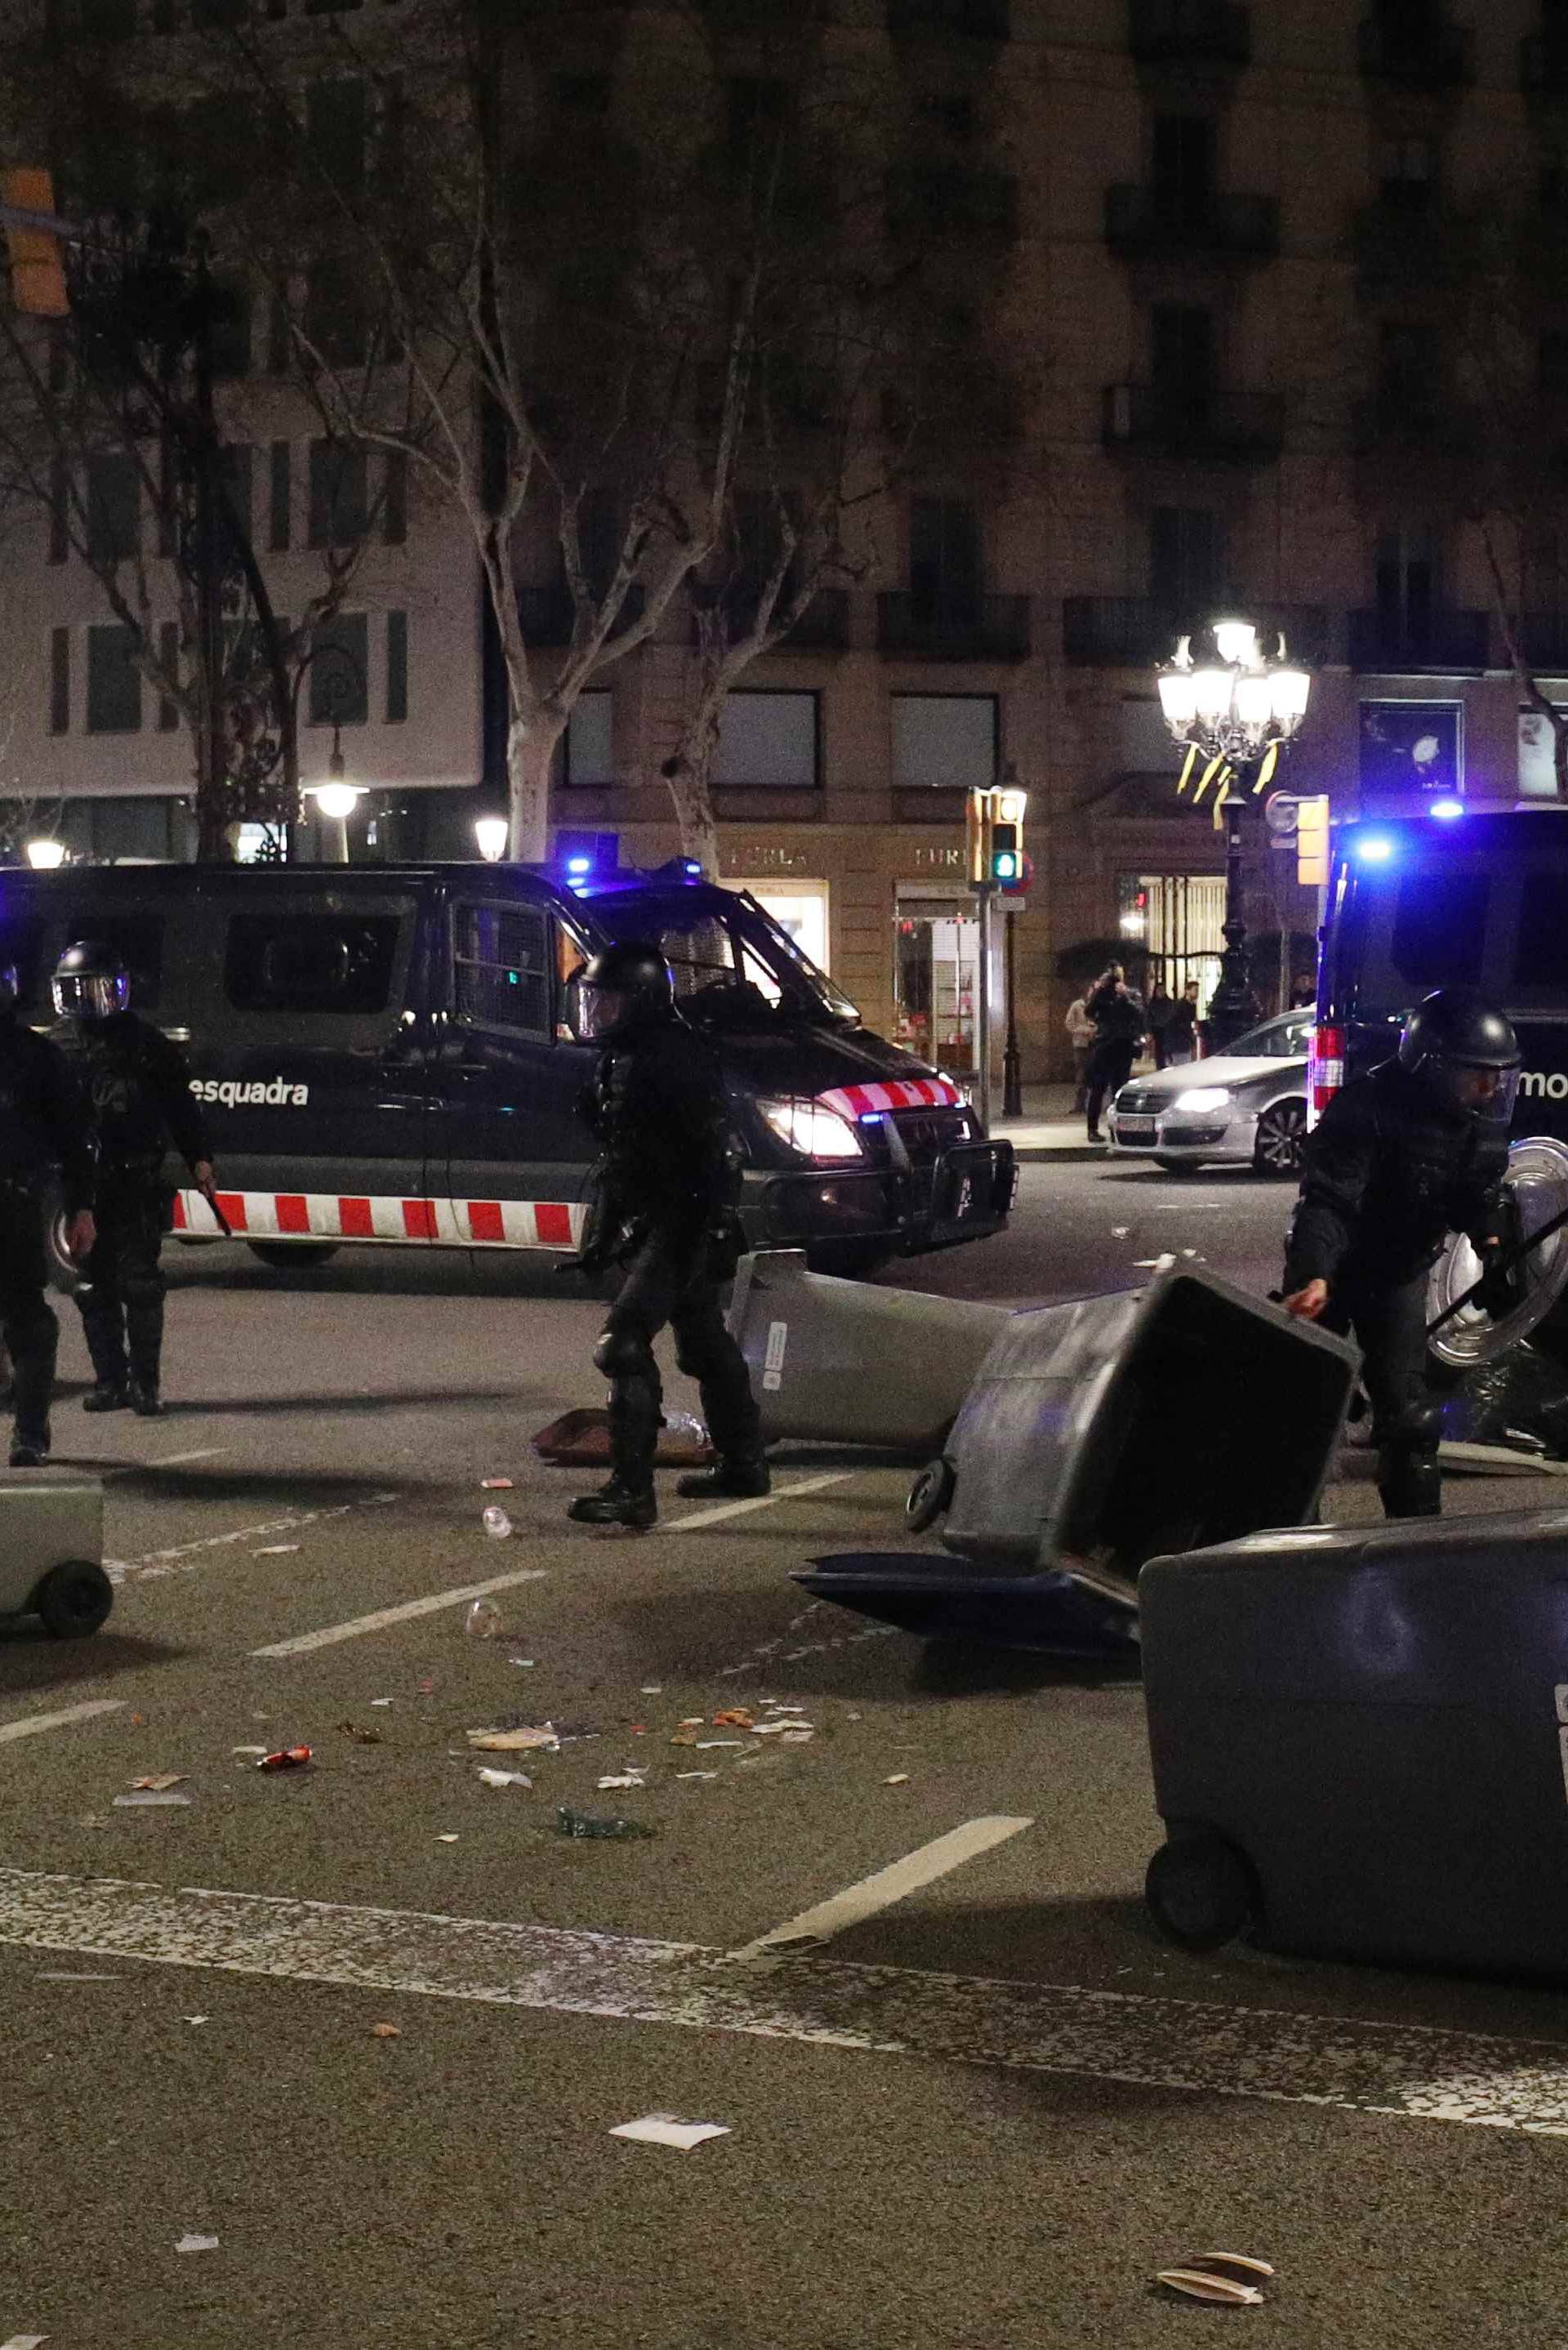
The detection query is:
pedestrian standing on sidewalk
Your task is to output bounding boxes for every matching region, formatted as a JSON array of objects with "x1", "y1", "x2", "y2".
[
  {"x1": 1064, "y1": 992, "x2": 1094, "y2": 1112},
  {"x1": 1165, "y1": 979, "x2": 1200, "y2": 1067},
  {"x1": 1083, "y1": 962, "x2": 1146, "y2": 1144},
  {"x1": 1147, "y1": 972, "x2": 1176, "y2": 1070}
]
